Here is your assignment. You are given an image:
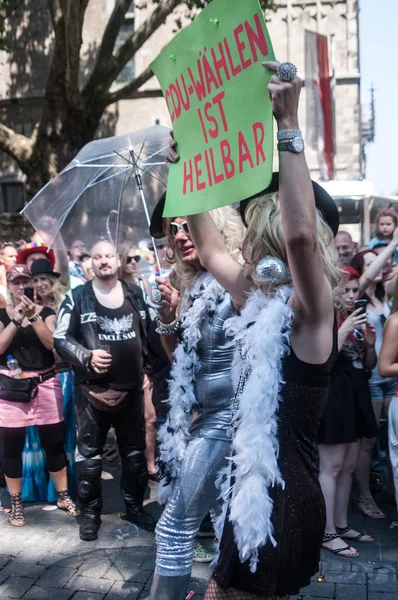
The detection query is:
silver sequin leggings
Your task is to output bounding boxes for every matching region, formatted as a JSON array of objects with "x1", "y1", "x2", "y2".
[{"x1": 155, "y1": 434, "x2": 230, "y2": 577}]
